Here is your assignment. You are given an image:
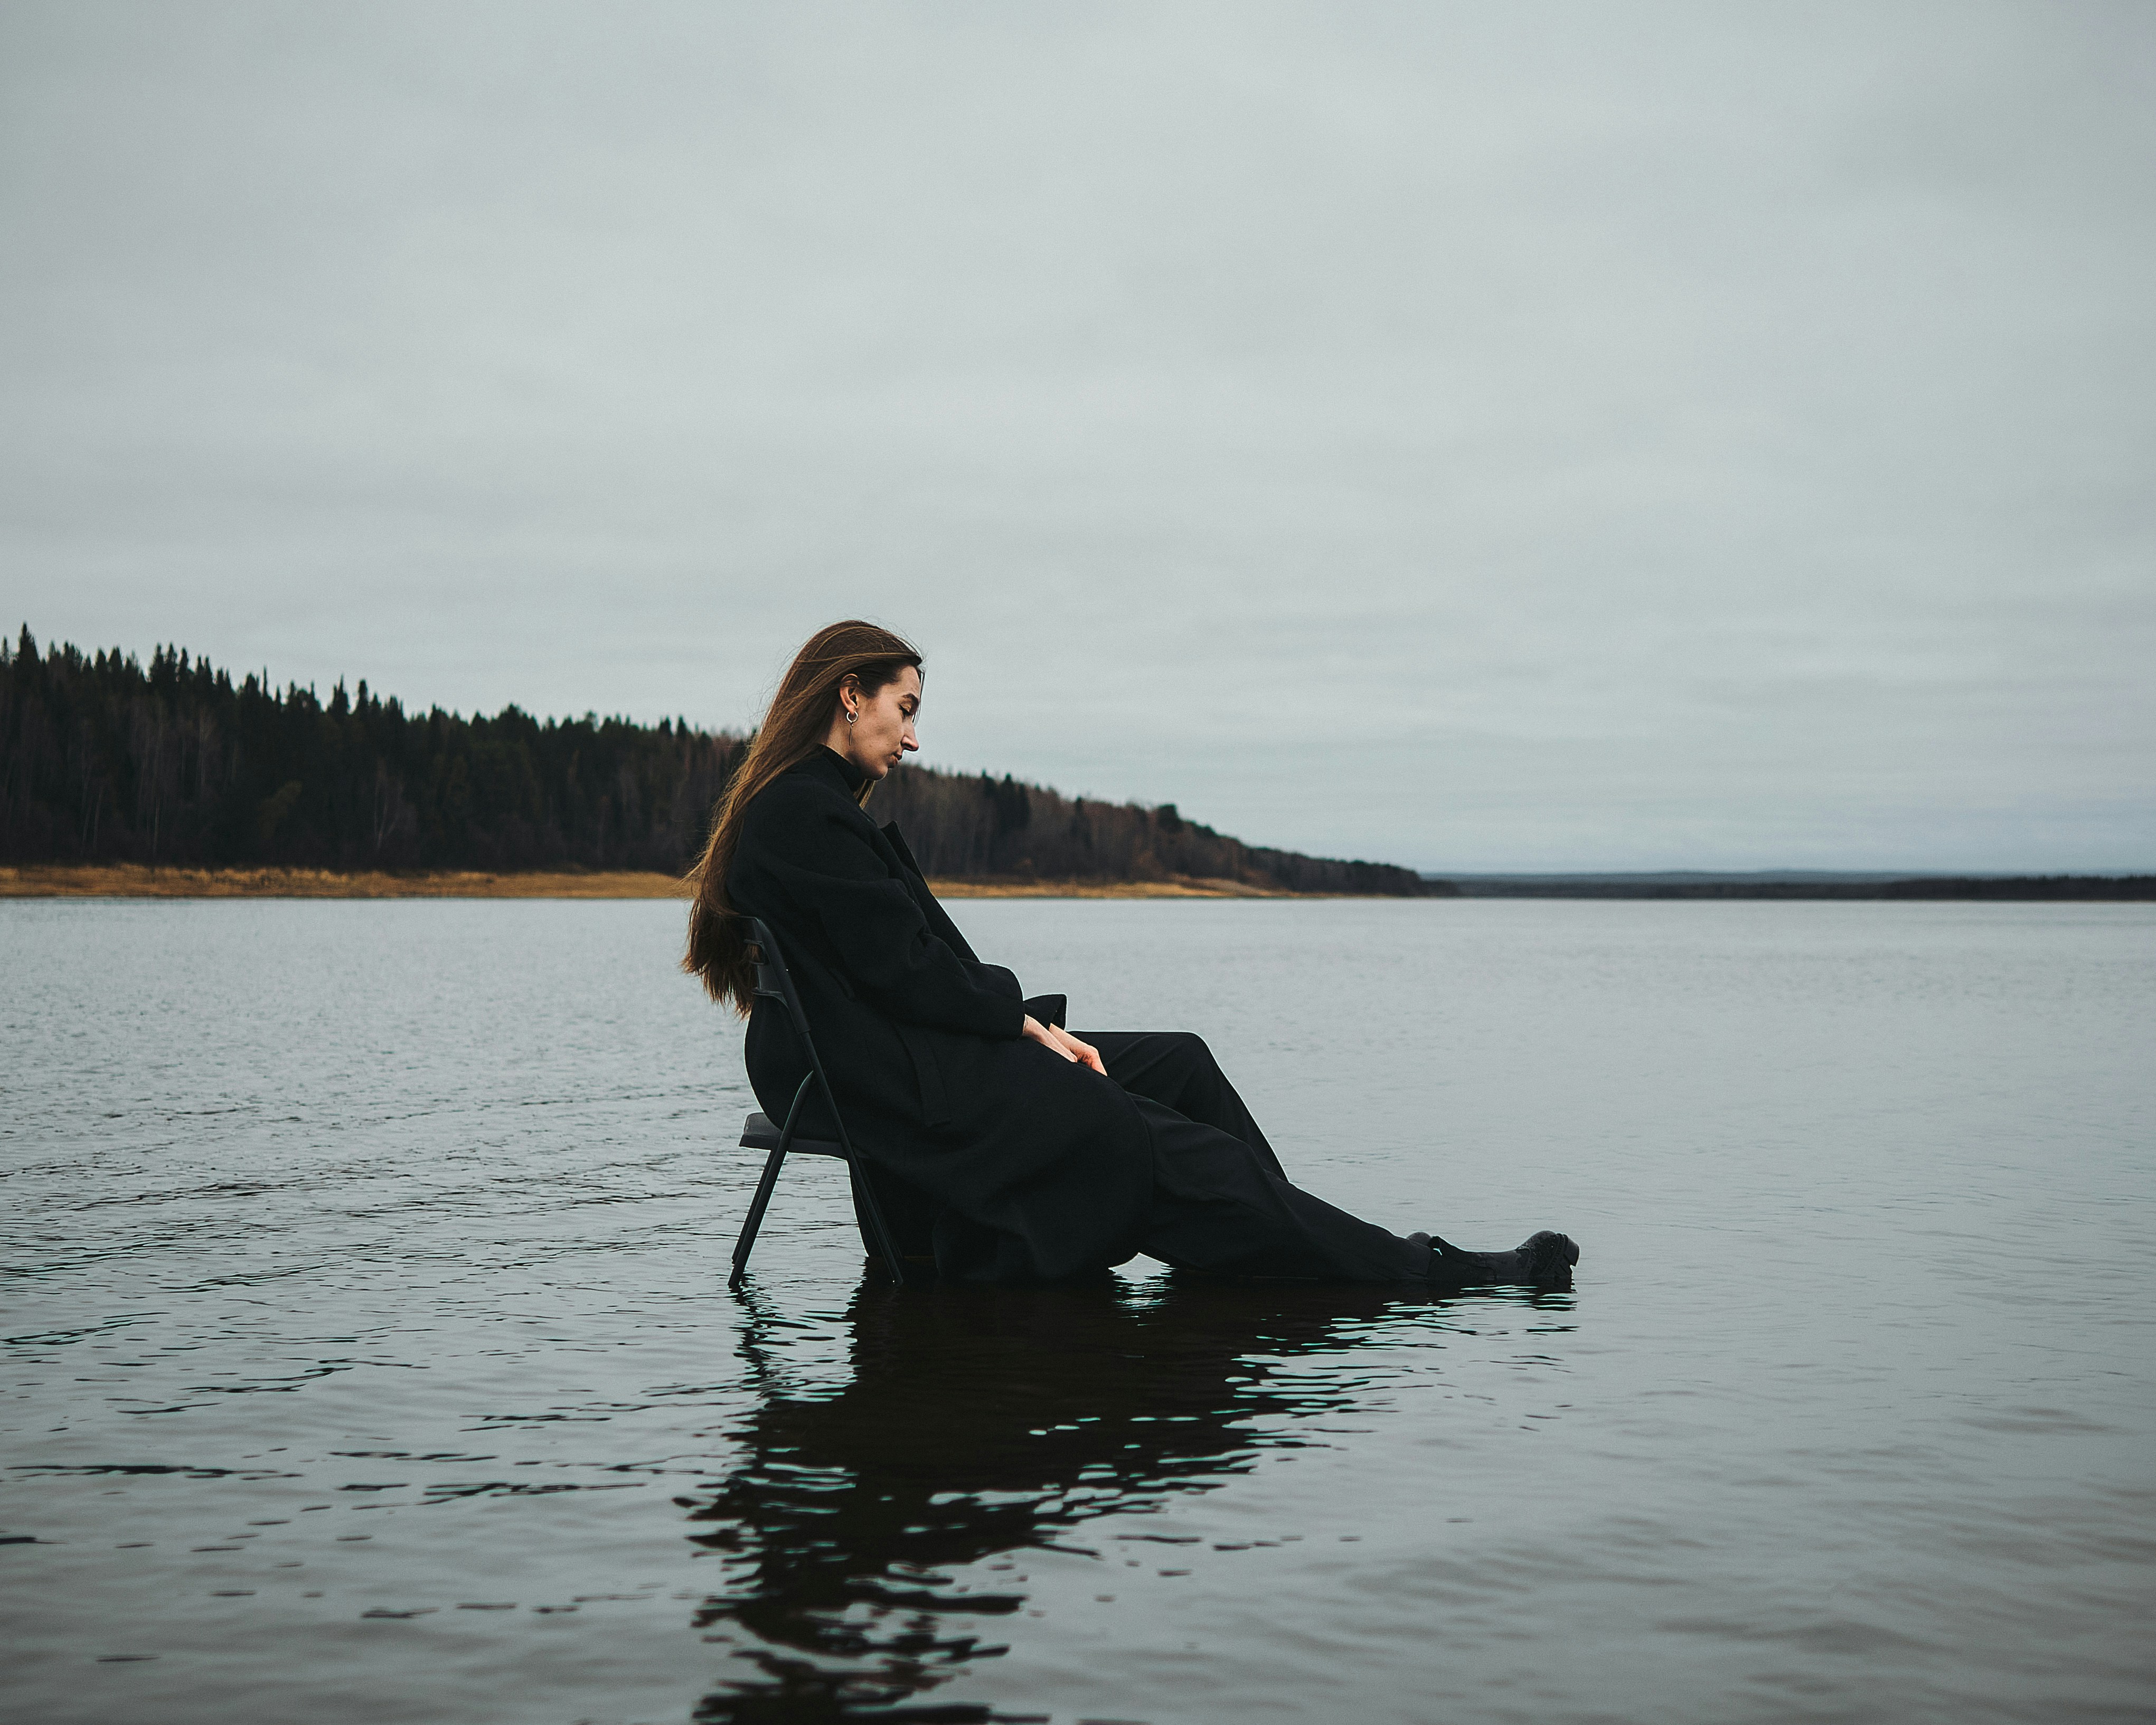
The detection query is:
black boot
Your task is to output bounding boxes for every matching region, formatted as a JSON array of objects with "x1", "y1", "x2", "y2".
[{"x1": 1421, "y1": 1230, "x2": 1578, "y2": 1289}]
